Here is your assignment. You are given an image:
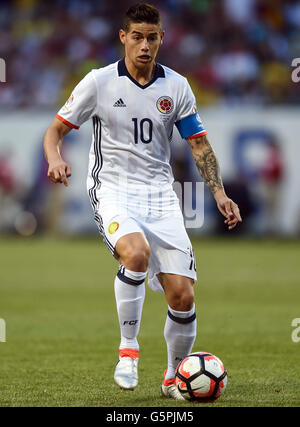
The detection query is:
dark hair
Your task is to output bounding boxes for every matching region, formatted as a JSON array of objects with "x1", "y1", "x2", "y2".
[{"x1": 123, "y1": 3, "x2": 161, "y2": 32}]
